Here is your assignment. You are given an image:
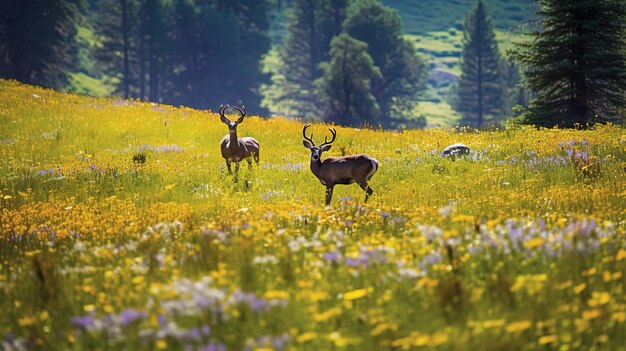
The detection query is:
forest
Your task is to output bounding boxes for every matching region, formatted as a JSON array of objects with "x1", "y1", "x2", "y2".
[{"x1": 2, "y1": 0, "x2": 625, "y2": 128}]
